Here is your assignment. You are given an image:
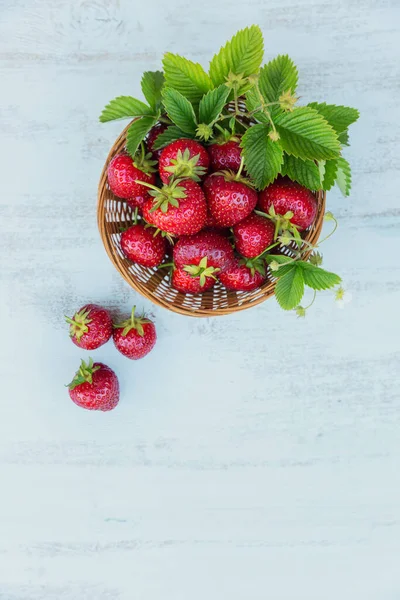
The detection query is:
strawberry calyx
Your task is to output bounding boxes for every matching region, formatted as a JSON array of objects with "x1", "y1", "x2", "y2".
[
  {"x1": 209, "y1": 126, "x2": 240, "y2": 145},
  {"x1": 65, "y1": 307, "x2": 93, "y2": 341},
  {"x1": 163, "y1": 148, "x2": 207, "y2": 182},
  {"x1": 135, "y1": 178, "x2": 187, "y2": 214},
  {"x1": 183, "y1": 256, "x2": 220, "y2": 287},
  {"x1": 67, "y1": 358, "x2": 100, "y2": 390},
  {"x1": 113, "y1": 306, "x2": 151, "y2": 337},
  {"x1": 239, "y1": 256, "x2": 267, "y2": 277},
  {"x1": 212, "y1": 156, "x2": 254, "y2": 188},
  {"x1": 255, "y1": 206, "x2": 302, "y2": 244},
  {"x1": 143, "y1": 223, "x2": 175, "y2": 244},
  {"x1": 132, "y1": 143, "x2": 158, "y2": 174}
]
